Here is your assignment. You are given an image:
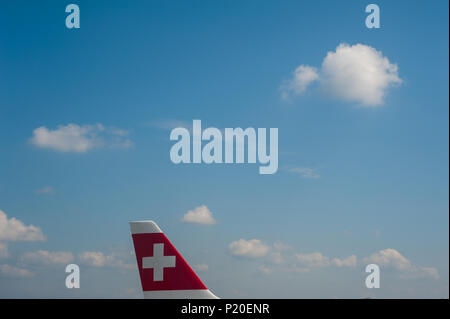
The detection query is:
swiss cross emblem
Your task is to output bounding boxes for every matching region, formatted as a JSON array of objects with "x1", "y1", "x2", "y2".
[{"x1": 142, "y1": 243, "x2": 176, "y2": 281}]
